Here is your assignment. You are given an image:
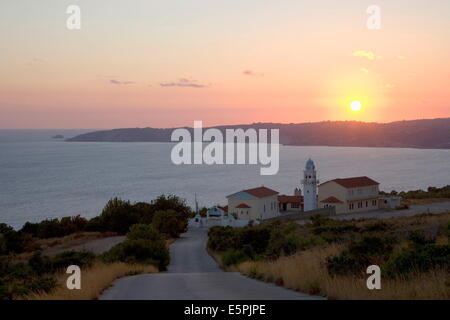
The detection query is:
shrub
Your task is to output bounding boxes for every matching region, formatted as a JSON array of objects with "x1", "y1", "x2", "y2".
[
  {"x1": 326, "y1": 235, "x2": 395, "y2": 276},
  {"x1": 127, "y1": 224, "x2": 163, "y2": 242},
  {"x1": 0, "y1": 223, "x2": 26, "y2": 254},
  {"x1": 102, "y1": 224, "x2": 169, "y2": 270},
  {"x1": 326, "y1": 250, "x2": 361, "y2": 276},
  {"x1": 266, "y1": 229, "x2": 301, "y2": 259},
  {"x1": 151, "y1": 210, "x2": 188, "y2": 238},
  {"x1": 0, "y1": 256, "x2": 58, "y2": 299},
  {"x1": 384, "y1": 244, "x2": 450, "y2": 277},
  {"x1": 207, "y1": 226, "x2": 238, "y2": 252},
  {"x1": 446, "y1": 222, "x2": 450, "y2": 240},
  {"x1": 102, "y1": 239, "x2": 169, "y2": 270},
  {"x1": 98, "y1": 198, "x2": 140, "y2": 234},
  {"x1": 20, "y1": 216, "x2": 88, "y2": 239},
  {"x1": 362, "y1": 221, "x2": 389, "y2": 232},
  {"x1": 28, "y1": 251, "x2": 51, "y2": 275},
  {"x1": 50, "y1": 250, "x2": 96, "y2": 271},
  {"x1": 408, "y1": 230, "x2": 435, "y2": 248},
  {"x1": 150, "y1": 194, "x2": 192, "y2": 217},
  {"x1": 236, "y1": 227, "x2": 271, "y2": 255},
  {"x1": 222, "y1": 249, "x2": 247, "y2": 267},
  {"x1": 310, "y1": 215, "x2": 333, "y2": 227}
]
